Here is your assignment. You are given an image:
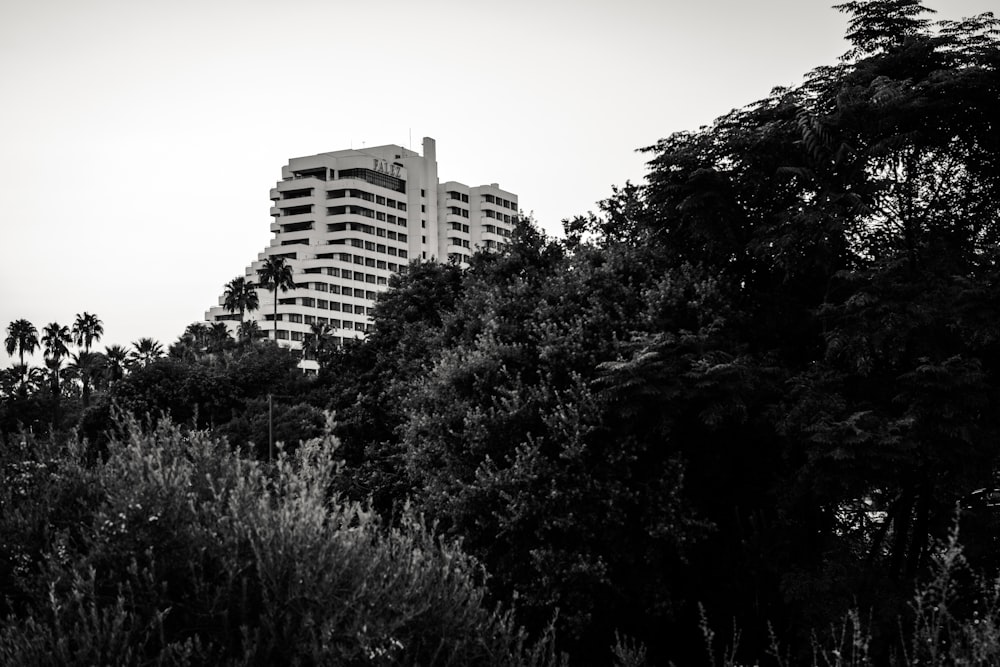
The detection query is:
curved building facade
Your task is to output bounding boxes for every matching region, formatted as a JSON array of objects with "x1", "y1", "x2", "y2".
[{"x1": 205, "y1": 137, "x2": 518, "y2": 368}]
